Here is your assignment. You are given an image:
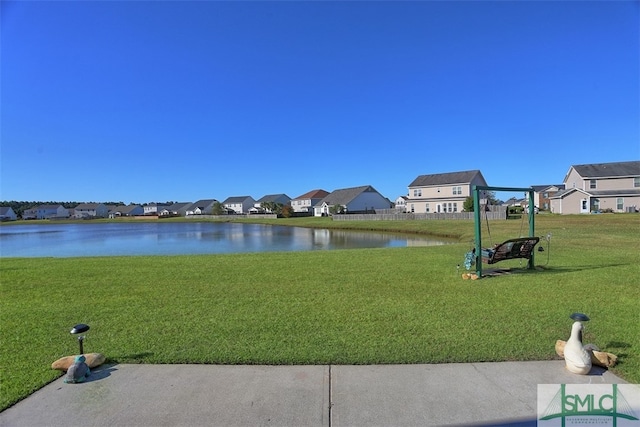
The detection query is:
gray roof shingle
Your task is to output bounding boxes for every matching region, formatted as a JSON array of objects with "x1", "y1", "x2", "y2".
[{"x1": 572, "y1": 161, "x2": 640, "y2": 178}]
